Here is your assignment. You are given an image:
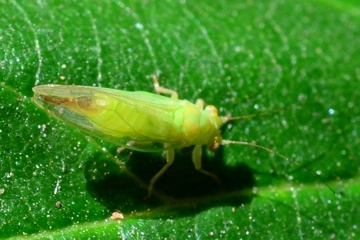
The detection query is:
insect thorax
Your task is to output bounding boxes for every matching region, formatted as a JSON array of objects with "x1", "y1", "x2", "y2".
[{"x1": 176, "y1": 102, "x2": 223, "y2": 148}]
